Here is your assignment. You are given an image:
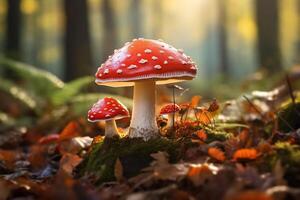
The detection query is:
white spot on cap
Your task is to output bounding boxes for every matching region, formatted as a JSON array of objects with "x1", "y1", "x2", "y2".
[
  {"x1": 107, "y1": 102, "x2": 111, "y2": 105},
  {"x1": 133, "y1": 39, "x2": 137, "y2": 41},
  {"x1": 104, "y1": 69, "x2": 109, "y2": 74},
  {"x1": 99, "y1": 73, "x2": 102, "y2": 77},
  {"x1": 152, "y1": 56, "x2": 158, "y2": 60},
  {"x1": 178, "y1": 49, "x2": 184, "y2": 53},
  {"x1": 138, "y1": 37, "x2": 144, "y2": 40},
  {"x1": 154, "y1": 65, "x2": 162, "y2": 70},
  {"x1": 168, "y1": 56, "x2": 174, "y2": 60},
  {"x1": 144, "y1": 49, "x2": 152, "y2": 53},
  {"x1": 104, "y1": 108, "x2": 108, "y2": 110},
  {"x1": 190, "y1": 66, "x2": 196, "y2": 70},
  {"x1": 181, "y1": 60, "x2": 187, "y2": 65},
  {"x1": 112, "y1": 104, "x2": 116, "y2": 106},
  {"x1": 163, "y1": 60, "x2": 168, "y2": 64},
  {"x1": 105, "y1": 114, "x2": 110, "y2": 118},
  {"x1": 137, "y1": 53, "x2": 142, "y2": 57},
  {"x1": 160, "y1": 50, "x2": 164, "y2": 54},
  {"x1": 121, "y1": 64, "x2": 126, "y2": 67},
  {"x1": 126, "y1": 54, "x2": 131, "y2": 58},
  {"x1": 139, "y1": 59, "x2": 148, "y2": 64},
  {"x1": 128, "y1": 65, "x2": 137, "y2": 69},
  {"x1": 117, "y1": 69, "x2": 123, "y2": 74}
]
